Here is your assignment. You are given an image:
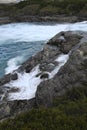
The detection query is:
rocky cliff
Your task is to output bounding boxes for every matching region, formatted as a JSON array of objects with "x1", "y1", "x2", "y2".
[
  {"x1": 0, "y1": 31, "x2": 87, "y2": 120},
  {"x1": 0, "y1": 0, "x2": 87, "y2": 24}
]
